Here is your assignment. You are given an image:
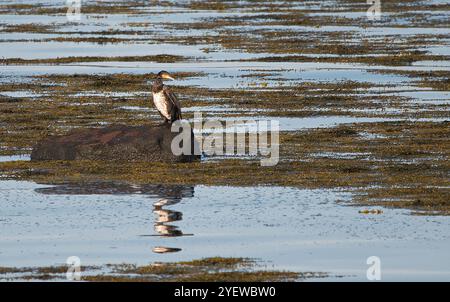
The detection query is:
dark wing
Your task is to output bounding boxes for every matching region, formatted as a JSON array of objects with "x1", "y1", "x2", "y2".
[{"x1": 163, "y1": 85, "x2": 182, "y2": 121}]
